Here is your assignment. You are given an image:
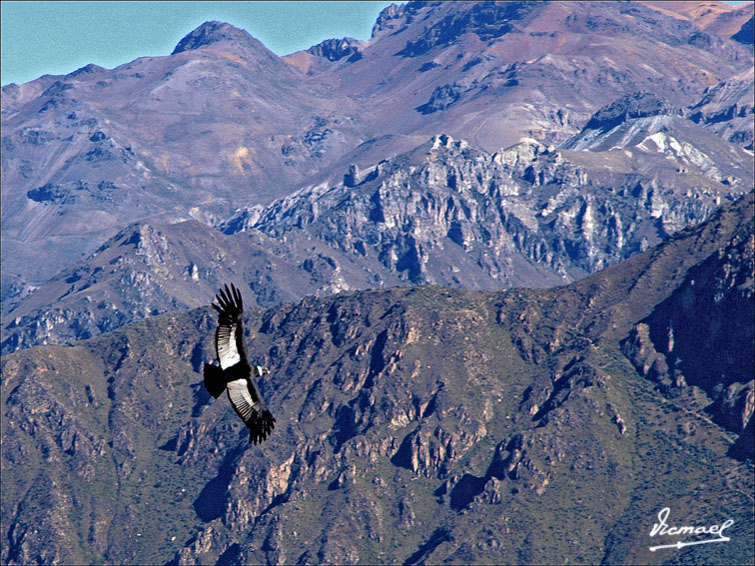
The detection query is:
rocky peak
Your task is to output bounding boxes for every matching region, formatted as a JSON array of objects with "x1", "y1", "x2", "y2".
[
  {"x1": 307, "y1": 38, "x2": 362, "y2": 62},
  {"x1": 429, "y1": 133, "x2": 468, "y2": 152},
  {"x1": 582, "y1": 92, "x2": 676, "y2": 132},
  {"x1": 69, "y1": 64, "x2": 106, "y2": 78},
  {"x1": 171, "y1": 21, "x2": 269, "y2": 56},
  {"x1": 396, "y1": 2, "x2": 539, "y2": 57},
  {"x1": 371, "y1": 2, "x2": 412, "y2": 37}
]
